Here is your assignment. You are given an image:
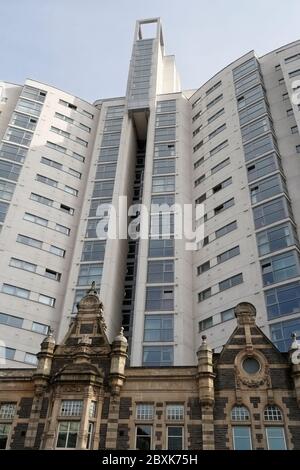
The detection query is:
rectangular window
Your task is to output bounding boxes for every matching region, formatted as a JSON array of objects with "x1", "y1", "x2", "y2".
[
  {"x1": 270, "y1": 318, "x2": 300, "y2": 351},
  {"x1": 207, "y1": 107, "x2": 225, "y2": 124},
  {"x1": 55, "y1": 224, "x2": 70, "y2": 236},
  {"x1": 207, "y1": 94, "x2": 223, "y2": 109},
  {"x1": 136, "y1": 404, "x2": 154, "y2": 420},
  {"x1": 2, "y1": 284, "x2": 30, "y2": 299},
  {"x1": 217, "y1": 246, "x2": 240, "y2": 264},
  {"x1": 0, "y1": 312, "x2": 23, "y2": 328},
  {"x1": 219, "y1": 273, "x2": 243, "y2": 291},
  {"x1": 136, "y1": 425, "x2": 152, "y2": 450},
  {"x1": 50, "y1": 245, "x2": 65, "y2": 257},
  {"x1": 291, "y1": 125, "x2": 299, "y2": 134},
  {"x1": 197, "y1": 261, "x2": 210, "y2": 275},
  {"x1": 41, "y1": 156, "x2": 62, "y2": 170},
  {"x1": 210, "y1": 140, "x2": 228, "y2": 157},
  {"x1": 215, "y1": 220, "x2": 237, "y2": 238},
  {"x1": 234, "y1": 71, "x2": 260, "y2": 95},
  {"x1": 59, "y1": 99, "x2": 77, "y2": 110},
  {"x1": 212, "y1": 177, "x2": 232, "y2": 193},
  {"x1": 192, "y1": 111, "x2": 202, "y2": 122},
  {"x1": 265, "y1": 427, "x2": 286, "y2": 450},
  {"x1": 72, "y1": 151, "x2": 85, "y2": 162},
  {"x1": 153, "y1": 159, "x2": 175, "y2": 175},
  {"x1": 9, "y1": 257, "x2": 37, "y2": 273},
  {"x1": 10, "y1": 112, "x2": 38, "y2": 131},
  {"x1": 253, "y1": 197, "x2": 290, "y2": 229},
  {"x1": 195, "y1": 193, "x2": 206, "y2": 205},
  {"x1": 194, "y1": 174, "x2": 205, "y2": 186},
  {"x1": 256, "y1": 223, "x2": 297, "y2": 256},
  {"x1": 285, "y1": 53, "x2": 300, "y2": 64},
  {"x1": 156, "y1": 100, "x2": 176, "y2": 113},
  {"x1": 60, "y1": 400, "x2": 83, "y2": 417},
  {"x1": 0, "y1": 403, "x2": 16, "y2": 419},
  {"x1": 0, "y1": 201, "x2": 9, "y2": 223},
  {"x1": 30, "y1": 193, "x2": 53, "y2": 207},
  {"x1": 155, "y1": 113, "x2": 176, "y2": 127},
  {"x1": 194, "y1": 157, "x2": 204, "y2": 169},
  {"x1": 0, "y1": 424, "x2": 11, "y2": 449},
  {"x1": 24, "y1": 352, "x2": 37, "y2": 365},
  {"x1": 51, "y1": 126, "x2": 70, "y2": 138},
  {"x1": 60, "y1": 204, "x2": 74, "y2": 215},
  {"x1": 142, "y1": 346, "x2": 173, "y2": 366},
  {"x1": 193, "y1": 125, "x2": 202, "y2": 137},
  {"x1": 144, "y1": 314, "x2": 173, "y2": 342},
  {"x1": 16, "y1": 98, "x2": 42, "y2": 116},
  {"x1": 95, "y1": 163, "x2": 117, "y2": 180},
  {"x1": 24, "y1": 212, "x2": 48, "y2": 227},
  {"x1": 154, "y1": 127, "x2": 176, "y2": 142},
  {"x1": 289, "y1": 69, "x2": 300, "y2": 78},
  {"x1": 233, "y1": 426, "x2": 252, "y2": 450},
  {"x1": 244, "y1": 134, "x2": 276, "y2": 162},
  {"x1": 233, "y1": 58, "x2": 258, "y2": 81},
  {"x1": 206, "y1": 80, "x2": 222, "y2": 96},
  {"x1": 92, "y1": 180, "x2": 114, "y2": 198},
  {"x1": 237, "y1": 85, "x2": 264, "y2": 109},
  {"x1": 32, "y1": 322, "x2": 49, "y2": 334},
  {"x1": 17, "y1": 234, "x2": 42, "y2": 249},
  {"x1": 56, "y1": 422, "x2": 80, "y2": 449},
  {"x1": 246, "y1": 153, "x2": 279, "y2": 182},
  {"x1": 145, "y1": 286, "x2": 174, "y2": 311},
  {"x1": 101, "y1": 133, "x2": 121, "y2": 148},
  {"x1": 55, "y1": 112, "x2": 74, "y2": 124},
  {"x1": 214, "y1": 198, "x2": 234, "y2": 215},
  {"x1": 148, "y1": 239, "x2": 174, "y2": 257},
  {"x1": 38, "y1": 294, "x2": 55, "y2": 307},
  {"x1": 36, "y1": 174, "x2": 58, "y2": 188},
  {"x1": 0, "y1": 347, "x2": 15, "y2": 361},
  {"x1": 103, "y1": 119, "x2": 123, "y2": 133},
  {"x1": 199, "y1": 316, "x2": 213, "y2": 331},
  {"x1": 0, "y1": 160, "x2": 21, "y2": 181},
  {"x1": 221, "y1": 308, "x2": 235, "y2": 322},
  {"x1": 77, "y1": 264, "x2": 103, "y2": 287},
  {"x1": 208, "y1": 123, "x2": 226, "y2": 140},
  {"x1": 147, "y1": 260, "x2": 174, "y2": 283},
  {"x1": 81, "y1": 240, "x2": 106, "y2": 261},
  {"x1": 64, "y1": 185, "x2": 78, "y2": 196},
  {"x1": 79, "y1": 122, "x2": 91, "y2": 133},
  {"x1": 261, "y1": 250, "x2": 299, "y2": 286},
  {"x1": 193, "y1": 140, "x2": 203, "y2": 153},
  {"x1": 241, "y1": 117, "x2": 270, "y2": 143},
  {"x1": 238, "y1": 100, "x2": 267, "y2": 126},
  {"x1": 198, "y1": 288, "x2": 212, "y2": 302},
  {"x1": 4, "y1": 127, "x2": 33, "y2": 147},
  {"x1": 46, "y1": 141, "x2": 67, "y2": 154},
  {"x1": 76, "y1": 136, "x2": 88, "y2": 147},
  {"x1": 211, "y1": 157, "x2": 230, "y2": 175},
  {"x1": 45, "y1": 268, "x2": 61, "y2": 281},
  {"x1": 167, "y1": 427, "x2": 183, "y2": 450},
  {"x1": 152, "y1": 176, "x2": 175, "y2": 193},
  {"x1": 154, "y1": 142, "x2": 176, "y2": 158},
  {"x1": 166, "y1": 405, "x2": 184, "y2": 421},
  {"x1": 0, "y1": 143, "x2": 27, "y2": 164},
  {"x1": 265, "y1": 281, "x2": 300, "y2": 320},
  {"x1": 21, "y1": 85, "x2": 46, "y2": 102},
  {"x1": 250, "y1": 175, "x2": 284, "y2": 204}
]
